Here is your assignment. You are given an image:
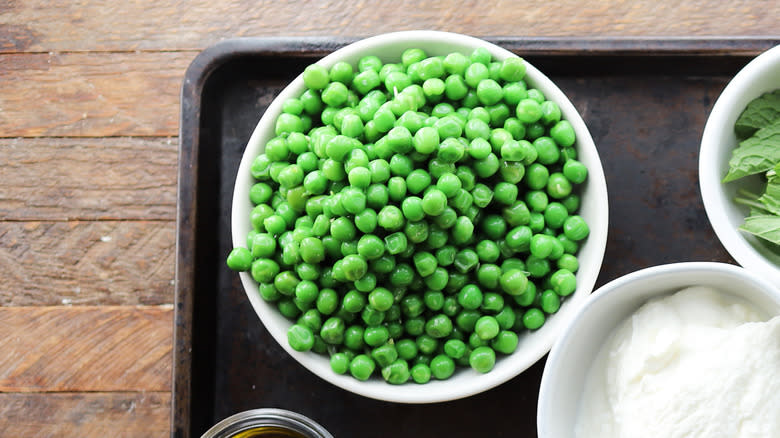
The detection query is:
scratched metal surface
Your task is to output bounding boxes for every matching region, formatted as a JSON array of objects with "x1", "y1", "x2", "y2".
[{"x1": 172, "y1": 38, "x2": 776, "y2": 437}]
